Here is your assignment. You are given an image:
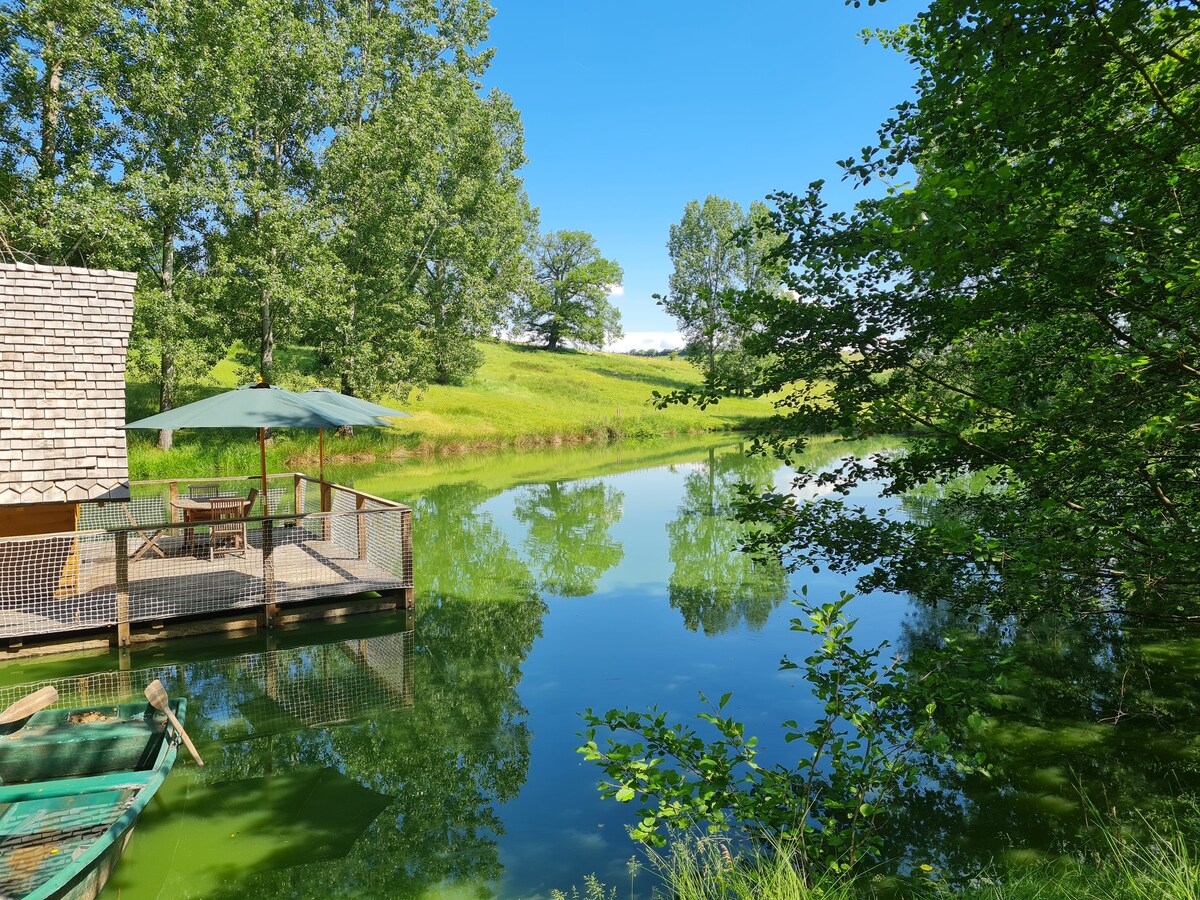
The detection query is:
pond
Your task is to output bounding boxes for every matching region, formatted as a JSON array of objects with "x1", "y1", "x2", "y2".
[{"x1": 1, "y1": 436, "x2": 1197, "y2": 897}]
